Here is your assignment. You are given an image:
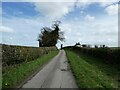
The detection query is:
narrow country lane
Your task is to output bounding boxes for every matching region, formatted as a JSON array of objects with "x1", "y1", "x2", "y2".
[{"x1": 22, "y1": 50, "x2": 78, "y2": 88}]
